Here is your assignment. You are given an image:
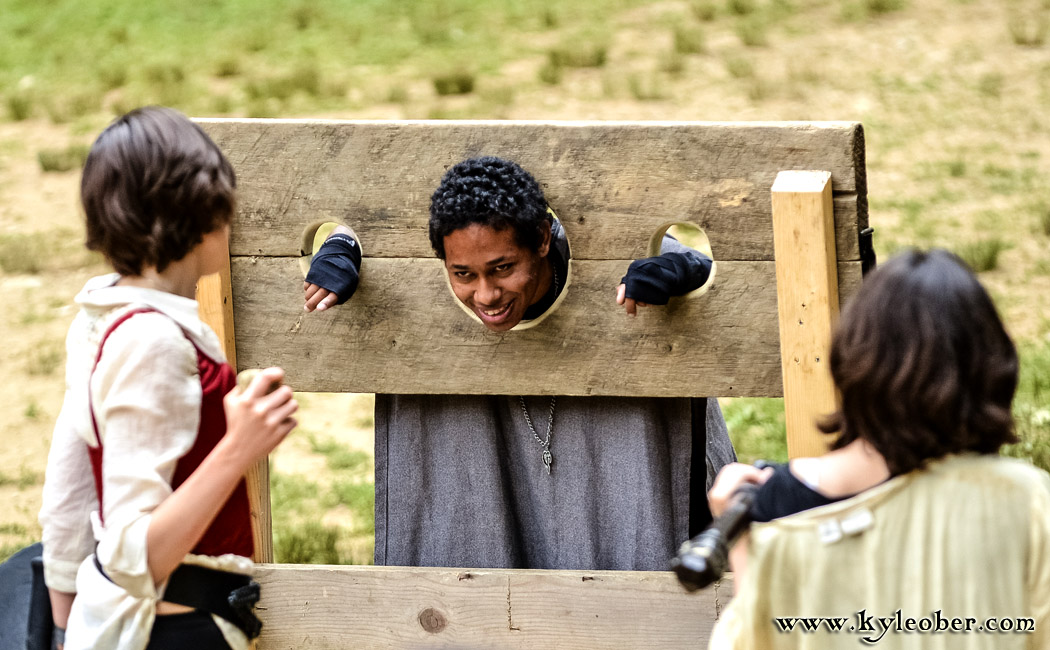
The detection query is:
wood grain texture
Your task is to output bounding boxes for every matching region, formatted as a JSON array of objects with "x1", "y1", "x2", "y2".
[
  {"x1": 196, "y1": 253, "x2": 274, "y2": 562},
  {"x1": 189, "y1": 121, "x2": 869, "y2": 629},
  {"x1": 253, "y1": 564, "x2": 733, "y2": 649},
  {"x1": 230, "y1": 256, "x2": 861, "y2": 397},
  {"x1": 772, "y1": 172, "x2": 841, "y2": 458},
  {"x1": 198, "y1": 120, "x2": 867, "y2": 263},
  {"x1": 197, "y1": 267, "x2": 236, "y2": 366},
  {"x1": 245, "y1": 459, "x2": 273, "y2": 563}
]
